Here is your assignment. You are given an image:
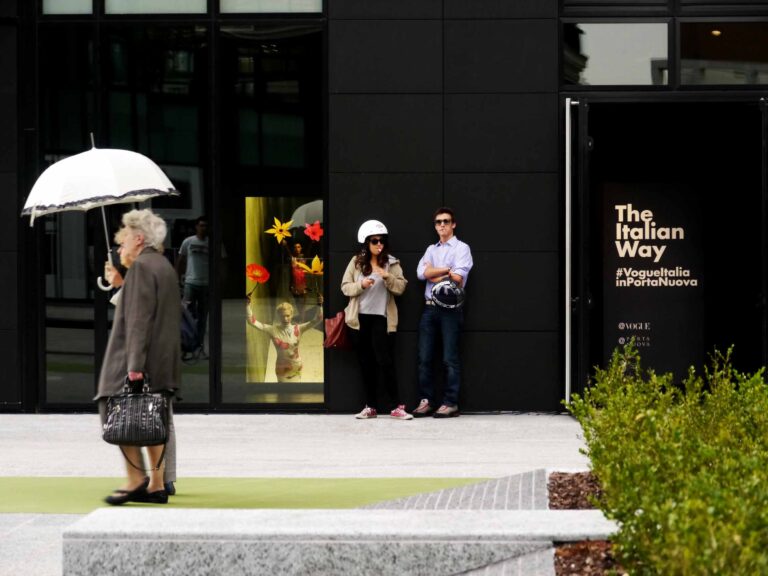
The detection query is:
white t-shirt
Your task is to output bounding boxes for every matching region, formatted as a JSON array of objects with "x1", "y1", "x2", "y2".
[{"x1": 179, "y1": 235, "x2": 209, "y2": 287}]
